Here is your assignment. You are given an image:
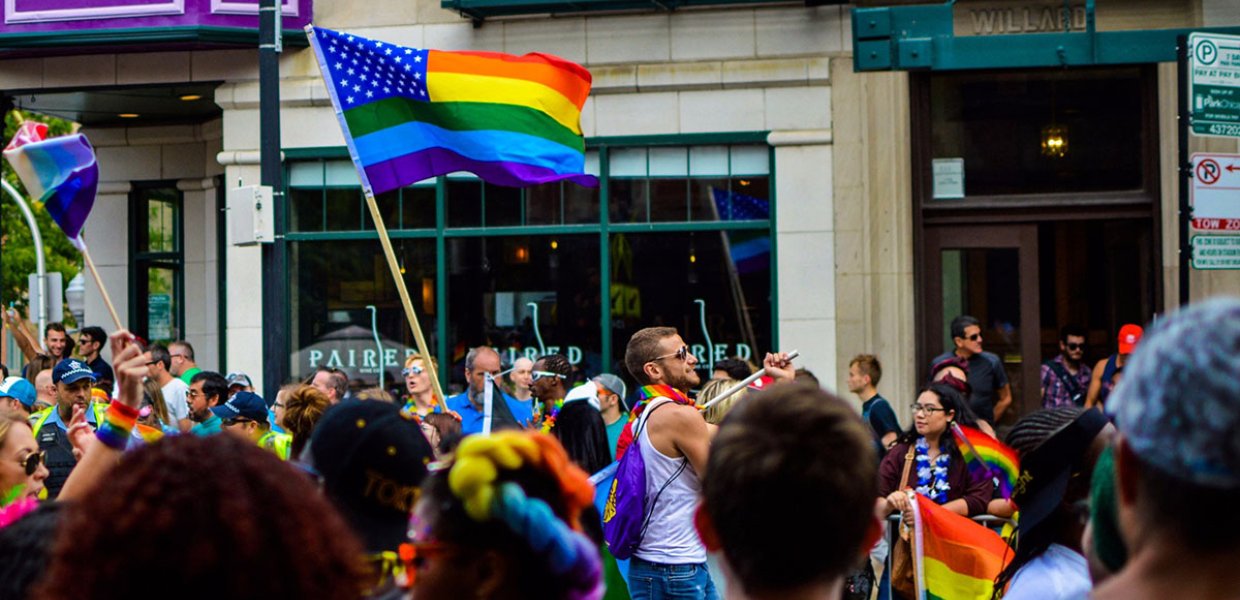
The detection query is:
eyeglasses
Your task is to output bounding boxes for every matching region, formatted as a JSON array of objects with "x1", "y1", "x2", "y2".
[
  {"x1": 530, "y1": 371, "x2": 566, "y2": 382},
  {"x1": 967, "y1": 334, "x2": 982, "y2": 341},
  {"x1": 402, "y1": 365, "x2": 425, "y2": 377},
  {"x1": 19, "y1": 451, "x2": 45, "y2": 476},
  {"x1": 1065, "y1": 342, "x2": 1085, "y2": 351},
  {"x1": 187, "y1": 389, "x2": 203, "y2": 399},
  {"x1": 910, "y1": 403, "x2": 947, "y2": 415},
  {"x1": 651, "y1": 345, "x2": 691, "y2": 363},
  {"x1": 222, "y1": 418, "x2": 254, "y2": 427}
]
